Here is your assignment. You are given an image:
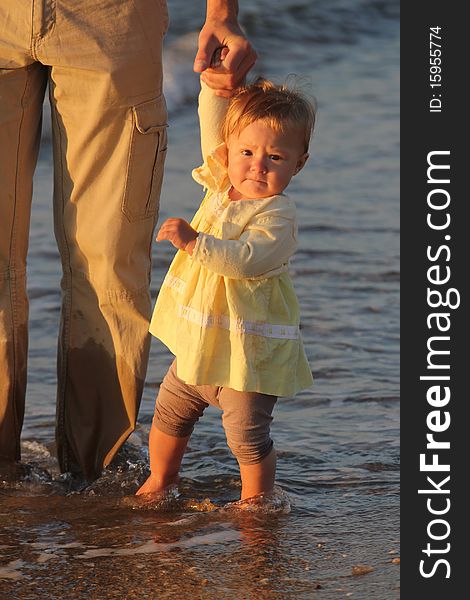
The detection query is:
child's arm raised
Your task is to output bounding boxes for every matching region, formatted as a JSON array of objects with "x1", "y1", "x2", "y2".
[{"x1": 197, "y1": 79, "x2": 230, "y2": 163}]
